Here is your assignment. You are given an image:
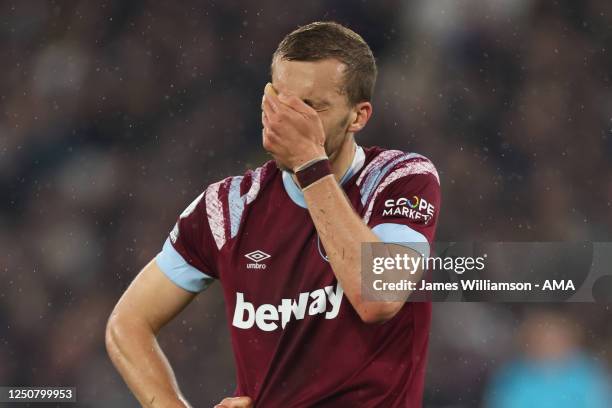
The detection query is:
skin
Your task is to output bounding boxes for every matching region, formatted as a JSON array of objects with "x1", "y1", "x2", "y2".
[
  {"x1": 262, "y1": 57, "x2": 416, "y2": 324},
  {"x1": 106, "y1": 260, "x2": 253, "y2": 408},
  {"x1": 264, "y1": 56, "x2": 363, "y2": 174},
  {"x1": 105, "y1": 260, "x2": 196, "y2": 408},
  {"x1": 106, "y1": 57, "x2": 421, "y2": 408}
]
